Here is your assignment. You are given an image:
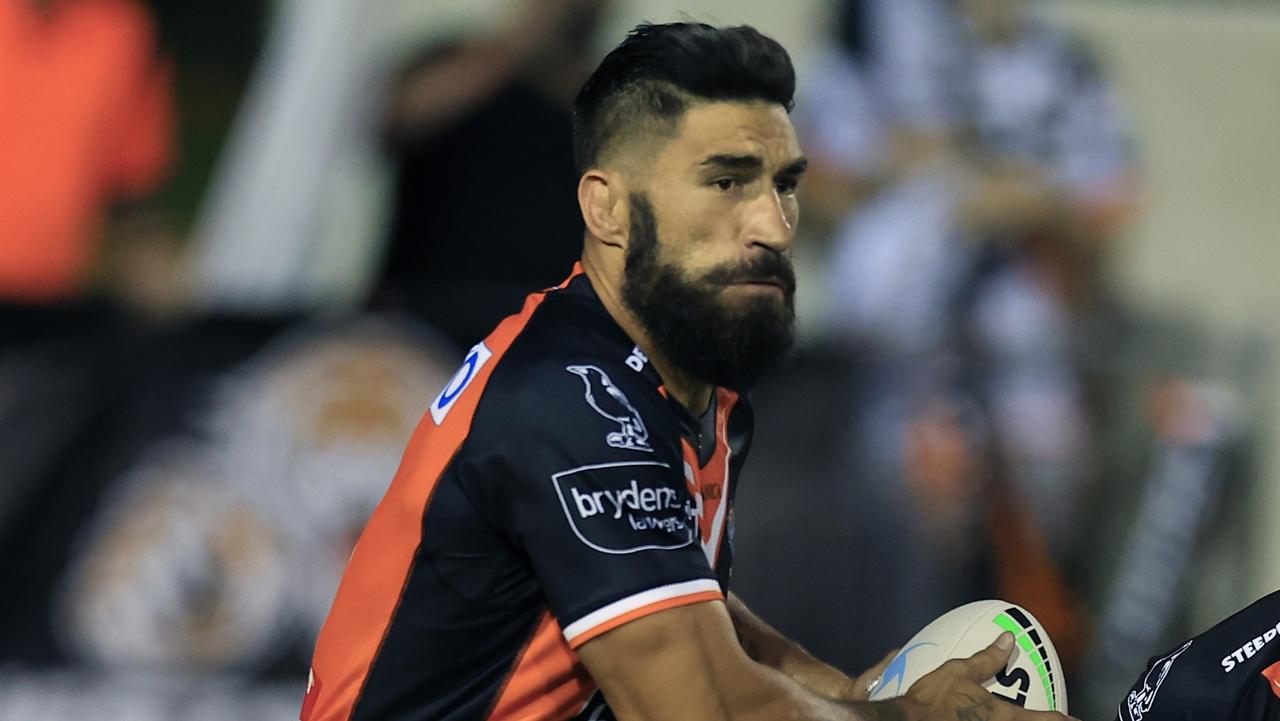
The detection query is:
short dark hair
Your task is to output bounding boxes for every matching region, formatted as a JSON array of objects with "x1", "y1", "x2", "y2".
[{"x1": 572, "y1": 22, "x2": 796, "y2": 172}]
